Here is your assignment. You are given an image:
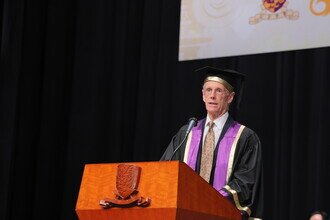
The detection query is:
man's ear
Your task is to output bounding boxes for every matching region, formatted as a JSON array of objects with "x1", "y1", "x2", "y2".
[{"x1": 228, "y1": 92, "x2": 235, "y2": 104}]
